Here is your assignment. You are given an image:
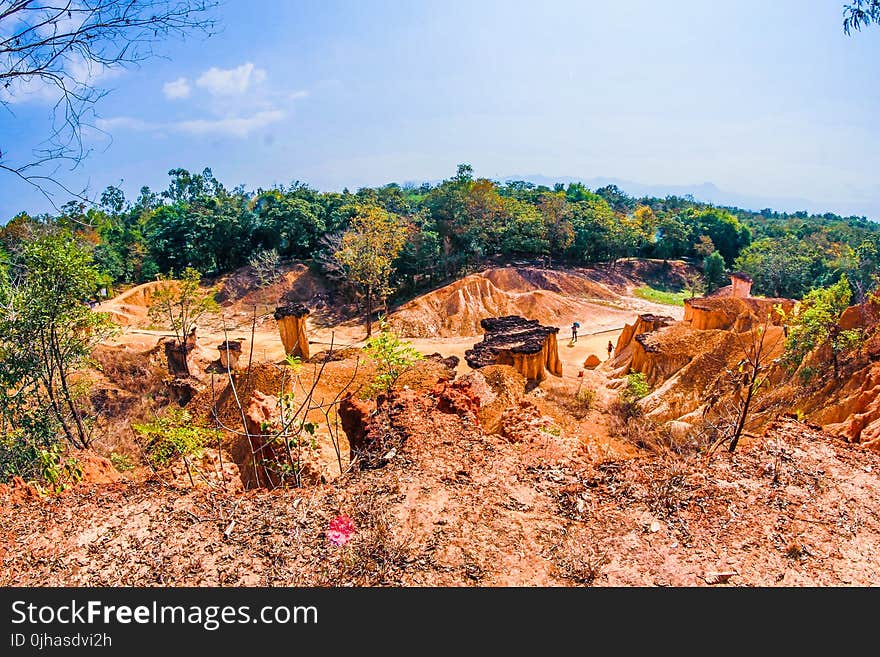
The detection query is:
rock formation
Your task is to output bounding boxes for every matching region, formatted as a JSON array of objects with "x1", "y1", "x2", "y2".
[
  {"x1": 683, "y1": 296, "x2": 792, "y2": 331},
  {"x1": 583, "y1": 354, "x2": 602, "y2": 369},
  {"x1": 465, "y1": 316, "x2": 562, "y2": 382},
  {"x1": 274, "y1": 302, "x2": 310, "y2": 361},
  {"x1": 612, "y1": 314, "x2": 674, "y2": 362},
  {"x1": 237, "y1": 390, "x2": 320, "y2": 489},
  {"x1": 165, "y1": 376, "x2": 203, "y2": 406},
  {"x1": 458, "y1": 365, "x2": 526, "y2": 434},
  {"x1": 217, "y1": 339, "x2": 243, "y2": 370},
  {"x1": 708, "y1": 271, "x2": 754, "y2": 299}
]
